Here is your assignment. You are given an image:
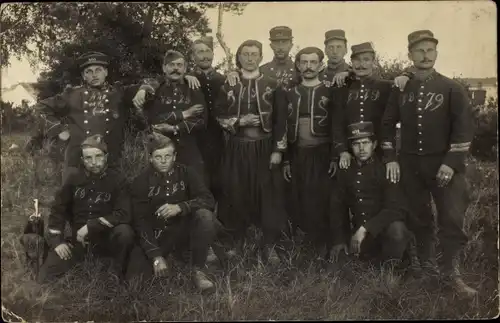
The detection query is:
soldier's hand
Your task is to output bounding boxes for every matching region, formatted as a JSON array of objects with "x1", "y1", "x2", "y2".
[
  {"x1": 184, "y1": 75, "x2": 201, "y2": 90},
  {"x1": 226, "y1": 71, "x2": 240, "y2": 87},
  {"x1": 333, "y1": 72, "x2": 349, "y2": 87},
  {"x1": 239, "y1": 114, "x2": 254, "y2": 126},
  {"x1": 153, "y1": 123, "x2": 175, "y2": 133},
  {"x1": 394, "y1": 75, "x2": 410, "y2": 92},
  {"x1": 183, "y1": 104, "x2": 204, "y2": 119},
  {"x1": 165, "y1": 204, "x2": 182, "y2": 218},
  {"x1": 58, "y1": 130, "x2": 70, "y2": 141},
  {"x1": 328, "y1": 161, "x2": 338, "y2": 178},
  {"x1": 339, "y1": 152, "x2": 352, "y2": 169},
  {"x1": 283, "y1": 164, "x2": 292, "y2": 182},
  {"x1": 269, "y1": 152, "x2": 282, "y2": 169},
  {"x1": 76, "y1": 224, "x2": 89, "y2": 246},
  {"x1": 153, "y1": 256, "x2": 168, "y2": 277},
  {"x1": 249, "y1": 114, "x2": 261, "y2": 126},
  {"x1": 133, "y1": 89, "x2": 147, "y2": 109},
  {"x1": 54, "y1": 243, "x2": 73, "y2": 260},
  {"x1": 436, "y1": 164, "x2": 454, "y2": 187},
  {"x1": 329, "y1": 243, "x2": 348, "y2": 262},
  {"x1": 350, "y1": 226, "x2": 367, "y2": 256},
  {"x1": 386, "y1": 161, "x2": 401, "y2": 183}
]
